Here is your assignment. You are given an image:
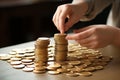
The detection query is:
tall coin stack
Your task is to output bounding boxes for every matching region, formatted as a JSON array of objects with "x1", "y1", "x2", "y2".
[
  {"x1": 34, "y1": 37, "x2": 50, "y2": 73},
  {"x1": 54, "y1": 33, "x2": 68, "y2": 62}
]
